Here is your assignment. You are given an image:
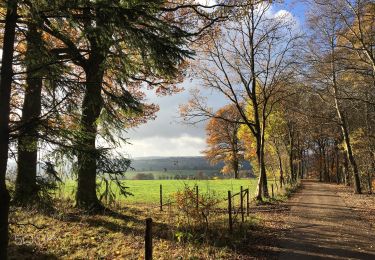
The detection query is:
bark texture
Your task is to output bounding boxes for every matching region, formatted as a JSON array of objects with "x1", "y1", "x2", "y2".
[
  {"x1": 14, "y1": 24, "x2": 43, "y2": 205},
  {"x1": 75, "y1": 56, "x2": 104, "y2": 210},
  {"x1": 0, "y1": 1, "x2": 18, "y2": 258}
]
